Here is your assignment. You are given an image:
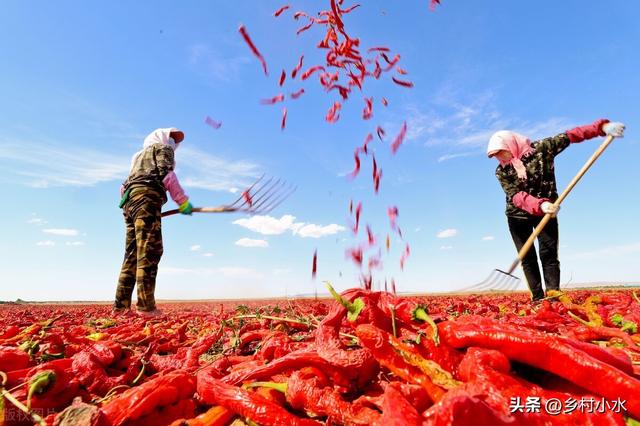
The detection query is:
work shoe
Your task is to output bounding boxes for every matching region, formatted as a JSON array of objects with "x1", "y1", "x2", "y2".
[{"x1": 136, "y1": 308, "x2": 164, "y2": 318}]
